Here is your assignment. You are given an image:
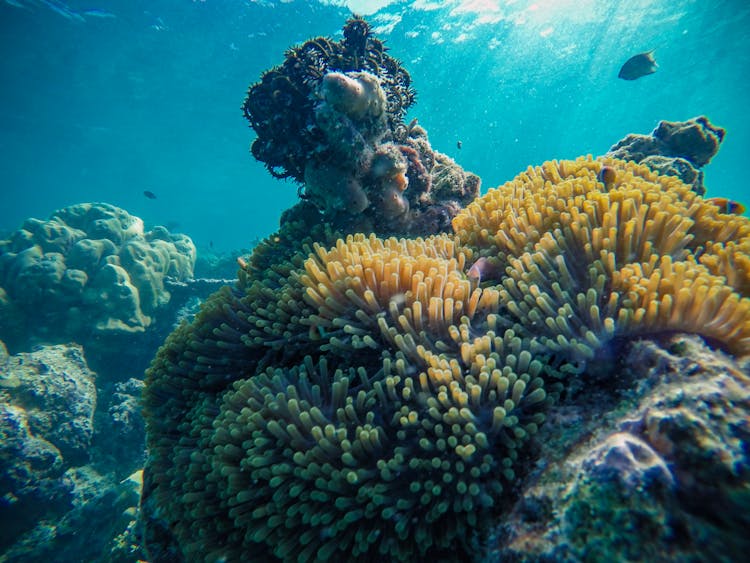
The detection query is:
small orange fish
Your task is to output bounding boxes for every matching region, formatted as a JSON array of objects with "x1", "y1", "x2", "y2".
[
  {"x1": 705, "y1": 197, "x2": 746, "y2": 215},
  {"x1": 597, "y1": 165, "x2": 617, "y2": 191}
]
